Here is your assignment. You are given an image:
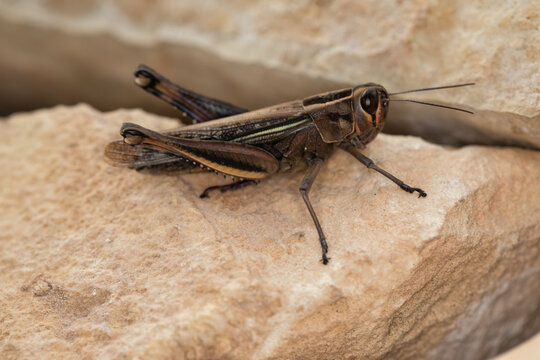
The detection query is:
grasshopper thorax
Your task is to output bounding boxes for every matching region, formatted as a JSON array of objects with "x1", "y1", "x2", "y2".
[
  {"x1": 351, "y1": 84, "x2": 389, "y2": 146},
  {"x1": 302, "y1": 84, "x2": 388, "y2": 145}
]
